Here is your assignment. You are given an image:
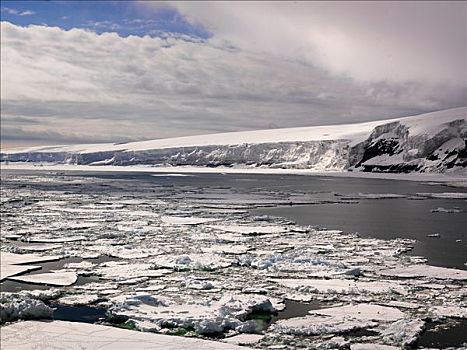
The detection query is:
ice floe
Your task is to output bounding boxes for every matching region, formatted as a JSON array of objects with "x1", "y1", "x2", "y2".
[
  {"x1": 310, "y1": 304, "x2": 406, "y2": 322},
  {"x1": 1, "y1": 252, "x2": 61, "y2": 281},
  {"x1": 57, "y1": 294, "x2": 100, "y2": 306},
  {"x1": 272, "y1": 279, "x2": 406, "y2": 295},
  {"x1": 379, "y1": 318, "x2": 425, "y2": 346},
  {"x1": 271, "y1": 314, "x2": 376, "y2": 336},
  {"x1": 152, "y1": 253, "x2": 233, "y2": 271},
  {"x1": 350, "y1": 344, "x2": 399, "y2": 350},
  {"x1": 380, "y1": 265, "x2": 467, "y2": 280},
  {"x1": 110, "y1": 293, "x2": 276, "y2": 335},
  {"x1": 161, "y1": 215, "x2": 218, "y2": 225},
  {"x1": 9, "y1": 271, "x2": 78, "y2": 286},
  {"x1": 207, "y1": 224, "x2": 288, "y2": 235}
]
